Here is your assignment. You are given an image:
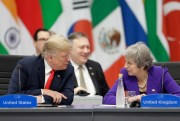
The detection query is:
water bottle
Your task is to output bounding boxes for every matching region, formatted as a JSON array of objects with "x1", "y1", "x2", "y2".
[{"x1": 116, "y1": 74, "x2": 125, "y2": 108}]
